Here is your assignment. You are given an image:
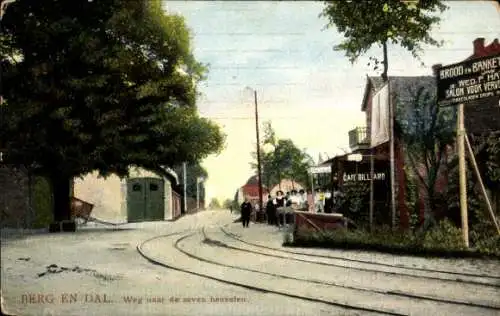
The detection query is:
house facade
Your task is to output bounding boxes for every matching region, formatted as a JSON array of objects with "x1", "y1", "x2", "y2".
[
  {"x1": 323, "y1": 37, "x2": 499, "y2": 229},
  {"x1": 74, "y1": 167, "x2": 182, "y2": 222}
]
